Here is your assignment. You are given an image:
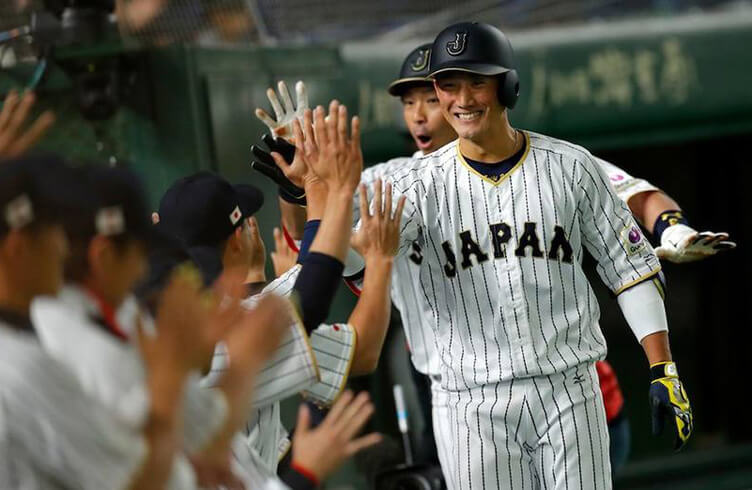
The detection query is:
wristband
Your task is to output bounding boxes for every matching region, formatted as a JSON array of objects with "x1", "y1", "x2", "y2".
[
  {"x1": 653, "y1": 210, "x2": 689, "y2": 242},
  {"x1": 650, "y1": 361, "x2": 678, "y2": 381},
  {"x1": 290, "y1": 460, "x2": 319, "y2": 486}
]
